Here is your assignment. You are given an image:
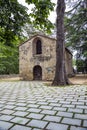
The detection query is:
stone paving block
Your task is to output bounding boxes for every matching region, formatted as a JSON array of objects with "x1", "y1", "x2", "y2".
[
  {"x1": 68, "y1": 108, "x2": 83, "y2": 113},
  {"x1": 56, "y1": 98, "x2": 65, "y2": 101},
  {"x1": 0, "y1": 104, "x2": 4, "y2": 108},
  {"x1": 27, "y1": 104, "x2": 40, "y2": 108},
  {"x1": 27, "y1": 108, "x2": 41, "y2": 113},
  {"x1": 27, "y1": 119, "x2": 48, "y2": 129},
  {"x1": 0, "y1": 121, "x2": 13, "y2": 129},
  {"x1": 76, "y1": 105, "x2": 87, "y2": 109},
  {"x1": 66, "y1": 99, "x2": 77, "y2": 102},
  {"x1": 84, "y1": 110, "x2": 87, "y2": 114},
  {"x1": 59, "y1": 101, "x2": 71, "y2": 104},
  {"x1": 49, "y1": 103, "x2": 61, "y2": 107},
  {"x1": 0, "y1": 115, "x2": 14, "y2": 121},
  {"x1": 70, "y1": 126, "x2": 87, "y2": 130},
  {"x1": 16, "y1": 103, "x2": 27, "y2": 106},
  {"x1": 14, "y1": 107, "x2": 28, "y2": 111},
  {"x1": 62, "y1": 117, "x2": 81, "y2": 126},
  {"x1": 83, "y1": 120, "x2": 87, "y2": 127},
  {"x1": 10, "y1": 125, "x2": 31, "y2": 130},
  {"x1": 43, "y1": 115, "x2": 61, "y2": 122},
  {"x1": 6, "y1": 102, "x2": 16, "y2": 105},
  {"x1": 11, "y1": 117, "x2": 29, "y2": 125},
  {"x1": 37, "y1": 102, "x2": 48, "y2": 105},
  {"x1": 16, "y1": 100, "x2": 26, "y2": 103},
  {"x1": 0, "y1": 108, "x2": 3, "y2": 111},
  {"x1": 27, "y1": 113, "x2": 44, "y2": 119},
  {"x1": 13, "y1": 111, "x2": 28, "y2": 117},
  {"x1": 57, "y1": 111, "x2": 73, "y2": 117},
  {"x1": 53, "y1": 107, "x2": 67, "y2": 111},
  {"x1": 72, "y1": 102, "x2": 84, "y2": 105},
  {"x1": 75, "y1": 114, "x2": 87, "y2": 120},
  {"x1": 47, "y1": 100, "x2": 58, "y2": 103},
  {"x1": 41, "y1": 110, "x2": 56, "y2": 115},
  {"x1": 27, "y1": 101, "x2": 37, "y2": 104},
  {"x1": 78, "y1": 99, "x2": 87, "y2": 103},
  {"x1": 4, "y1": 105, "x2": 16, "y2": 109},
  {"x1": 39, "y1": 105, "x2": 52, "y2": 110},
  {"x1": 0, "y1": 109, "x2": 15, "y2": 115},
  {"x1": 46, "y1": 122, "x2": 68, "y2": 130},
  {"x1": 62, "y1": 104, "x2": 75, "y2": 108},
  {"x1": 0, "y1": 101, "x2": 6, "y2": 104}
]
